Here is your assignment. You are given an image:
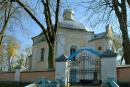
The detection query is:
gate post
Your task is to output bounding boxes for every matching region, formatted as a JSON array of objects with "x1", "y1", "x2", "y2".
[
  {"x1": 100, "y1": 50, "x2": 117, "y2": 83},
  {"x1": 15, "y1": 69, "x2": 21, "y2": 82}
]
